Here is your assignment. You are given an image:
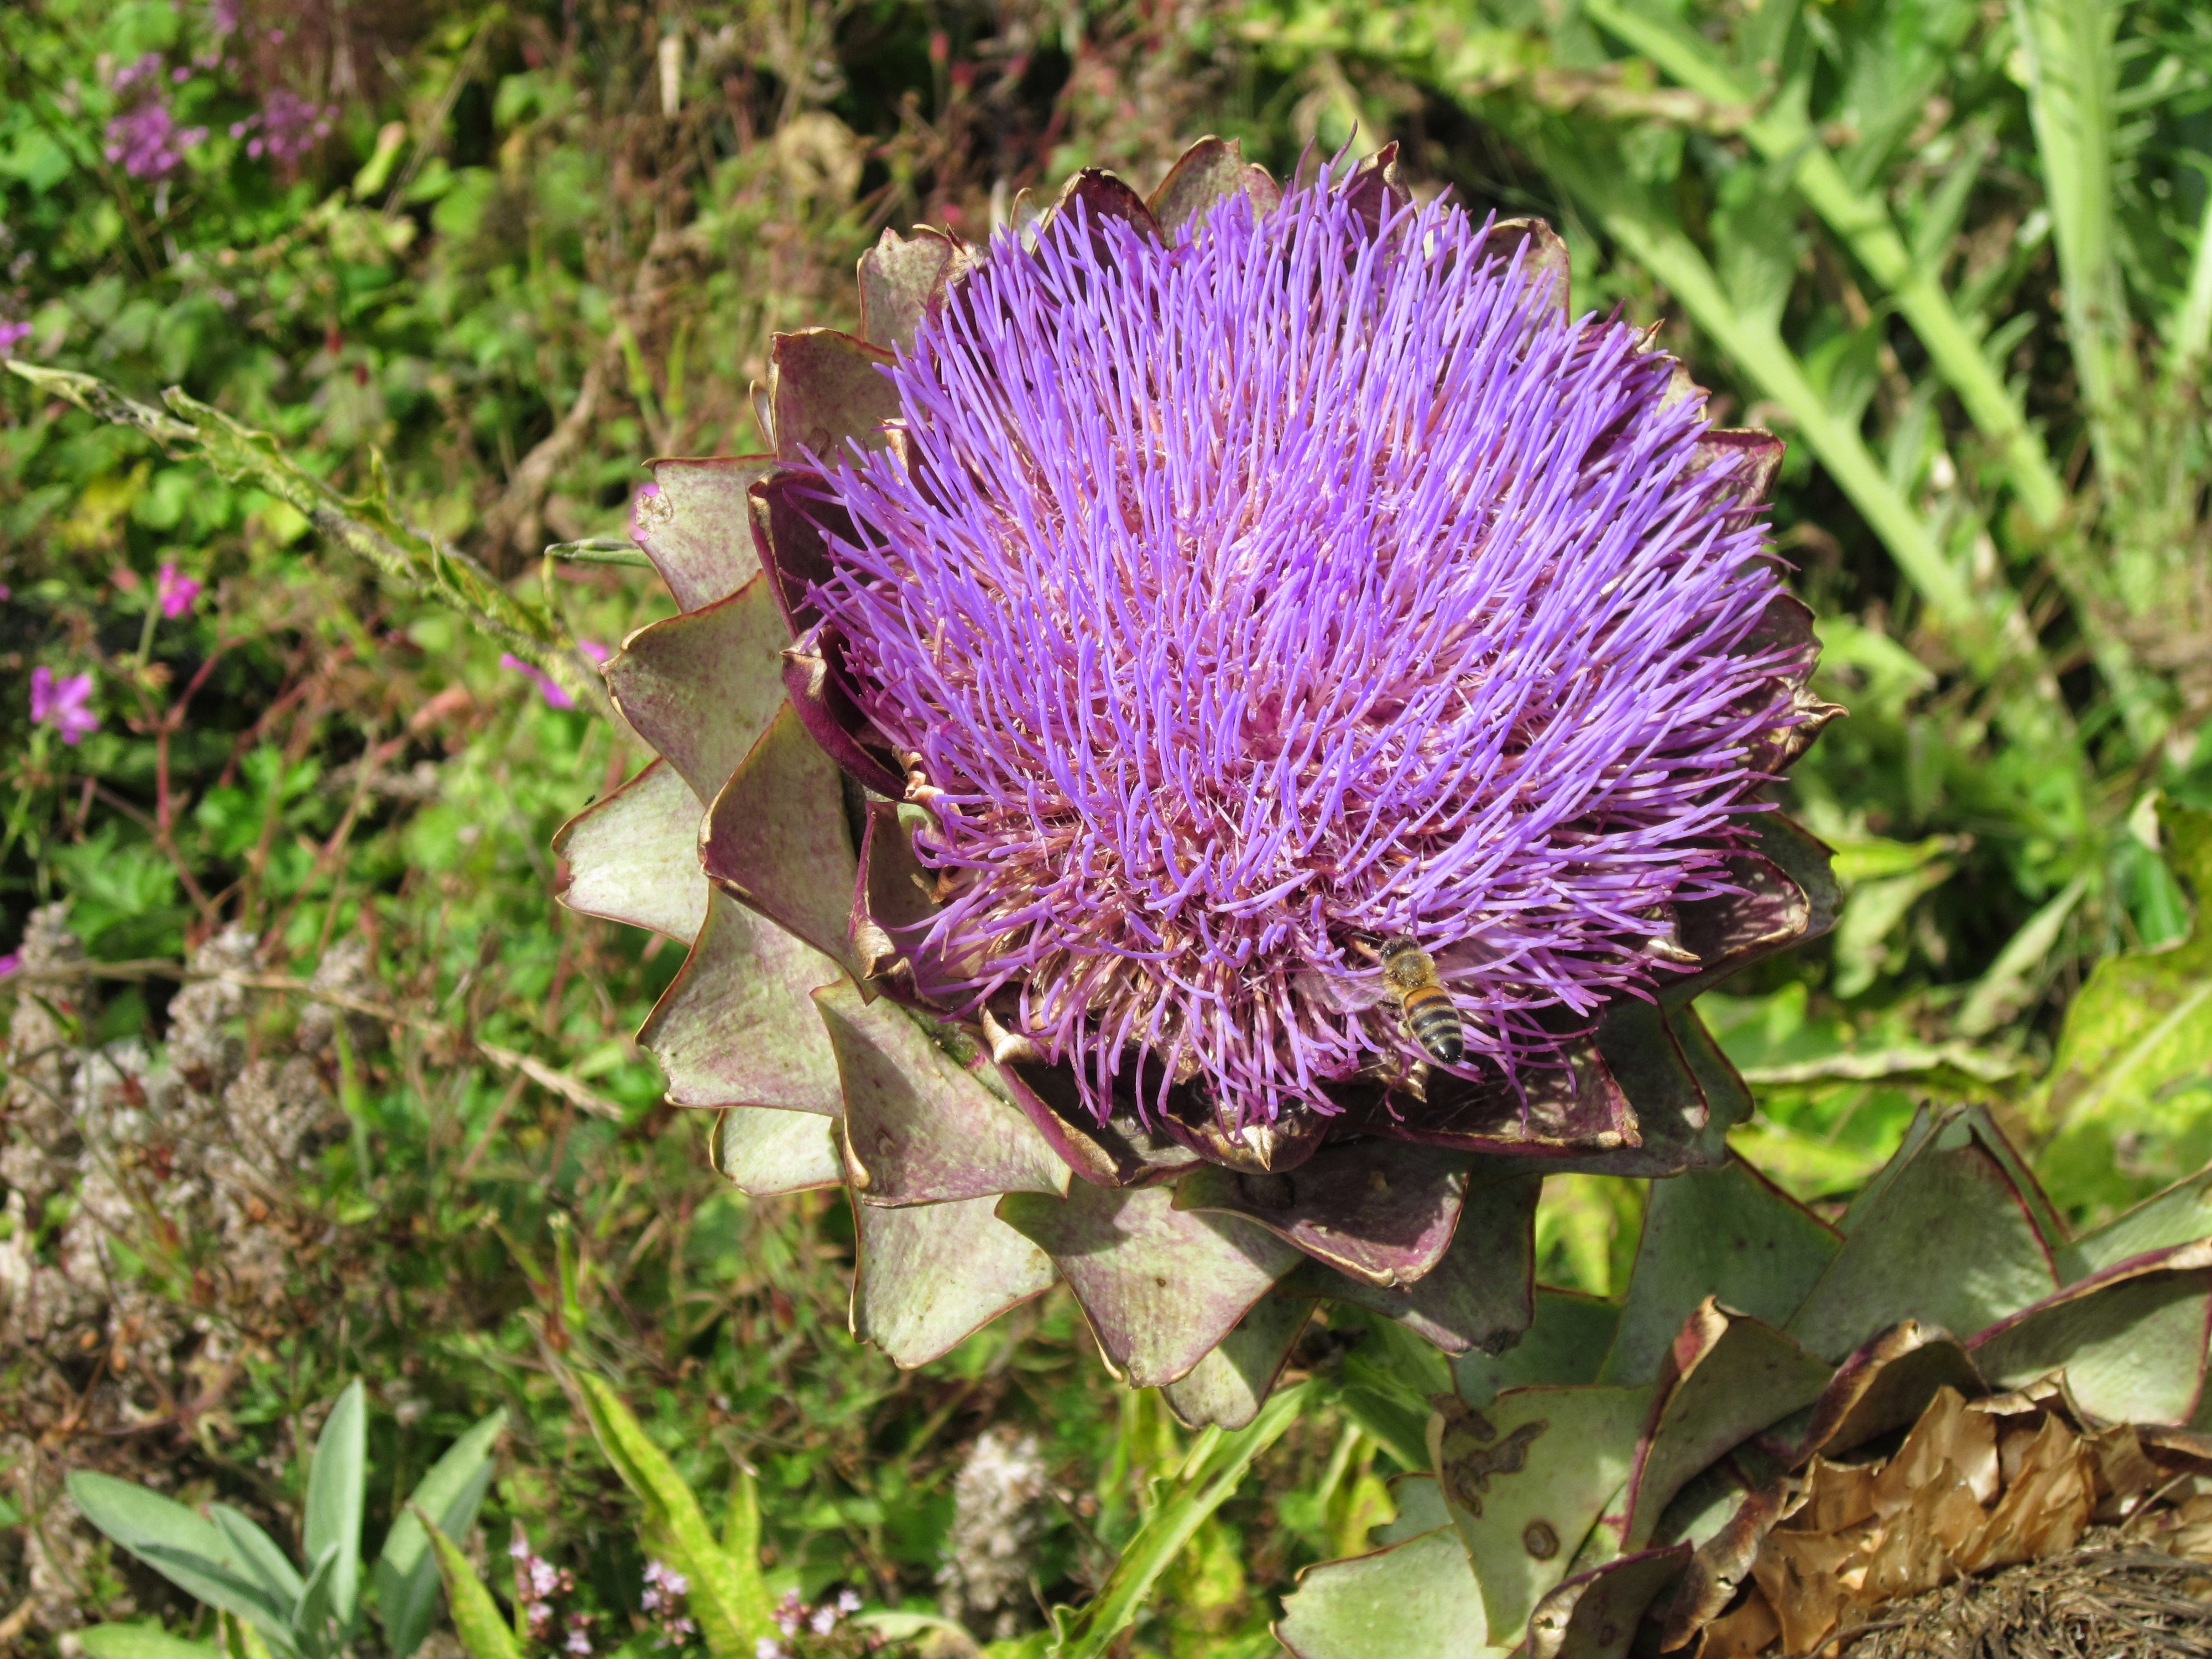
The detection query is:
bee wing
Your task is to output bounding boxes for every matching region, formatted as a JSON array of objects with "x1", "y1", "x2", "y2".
[
  {"x1": 1432, "y1": 937, "x2": 1503, "y2": 979},
  {"x1": 1292, "y1": 967, "x2": 1389, "y2": 1014}
]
